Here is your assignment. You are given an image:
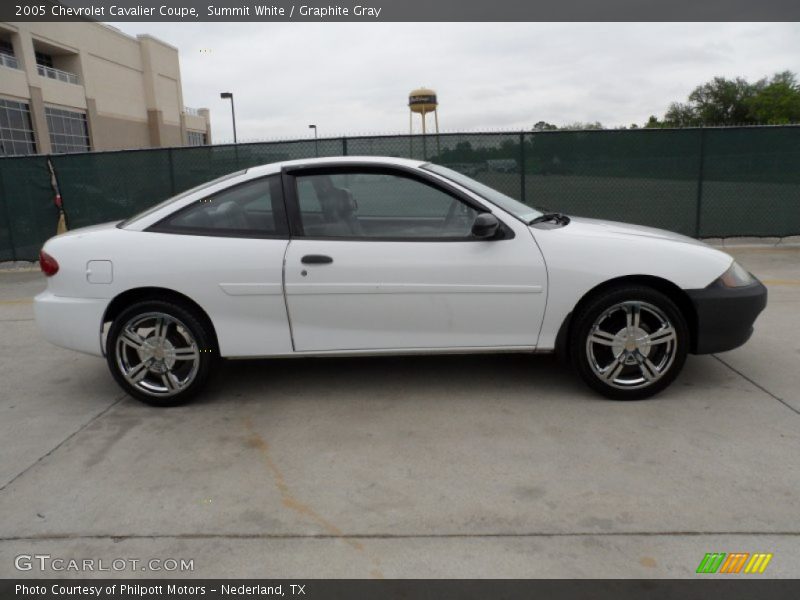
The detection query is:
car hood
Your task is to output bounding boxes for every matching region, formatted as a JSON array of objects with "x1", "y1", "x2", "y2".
[
  {"x1": 527, "y1": 214, "x2": 735, "y2": 303},
  {"x1": 557, "y1": 216, "x2": 709, "y2": 248}
]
